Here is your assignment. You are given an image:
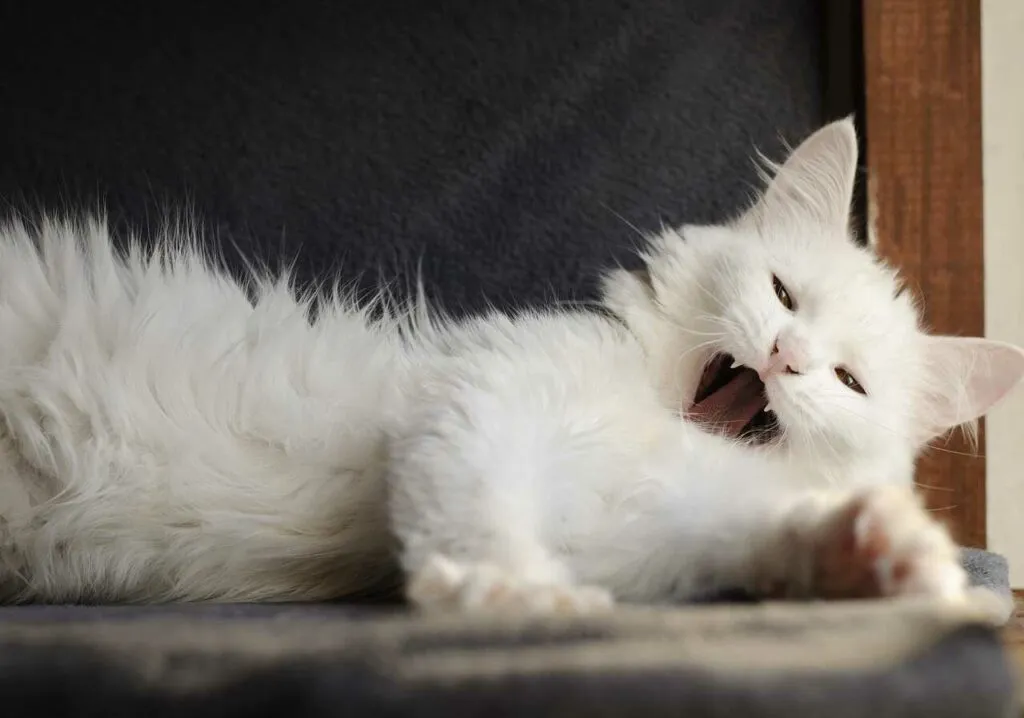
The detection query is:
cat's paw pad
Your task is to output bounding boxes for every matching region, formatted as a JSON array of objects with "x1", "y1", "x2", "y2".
[
  {"x1": 815, "y1": 487, "x2": 966, "y2": 600},
  {"x1": 407, "y1": 554, "x2": 614, "y2": 615}
]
